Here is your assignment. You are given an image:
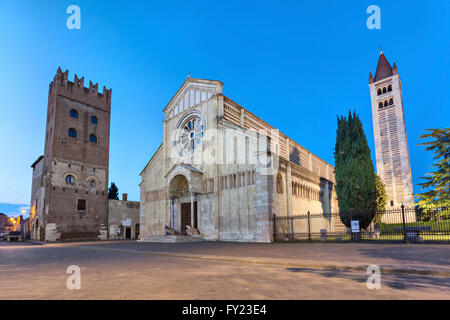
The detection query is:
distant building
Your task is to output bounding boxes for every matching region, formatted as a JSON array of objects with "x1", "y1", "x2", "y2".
[
  {"x1": 108, "y1": 193, "x2": 140, "y2": 240},
  {"x1": 369, "y1": 51, "x2": 414, "y2": 208},
  {"x1": 0, "y1": 213, "x2": 8, "y2": 233},
  {"x1": 29, "y1": 68, "x2": 112, "y2": 241}
]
